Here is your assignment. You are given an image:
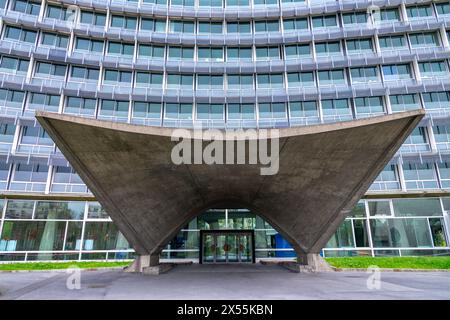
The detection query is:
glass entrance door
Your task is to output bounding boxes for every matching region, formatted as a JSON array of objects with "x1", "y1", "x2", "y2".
[{"x1": 201, "y1": 231, "x2": 254, "y2": 263}]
